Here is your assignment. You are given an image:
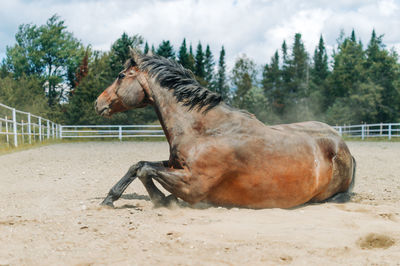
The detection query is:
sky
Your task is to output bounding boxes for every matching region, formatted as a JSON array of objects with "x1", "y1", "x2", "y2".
[{"x1": 1, "y1": 0, "x2": 400, "y2": 69}]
